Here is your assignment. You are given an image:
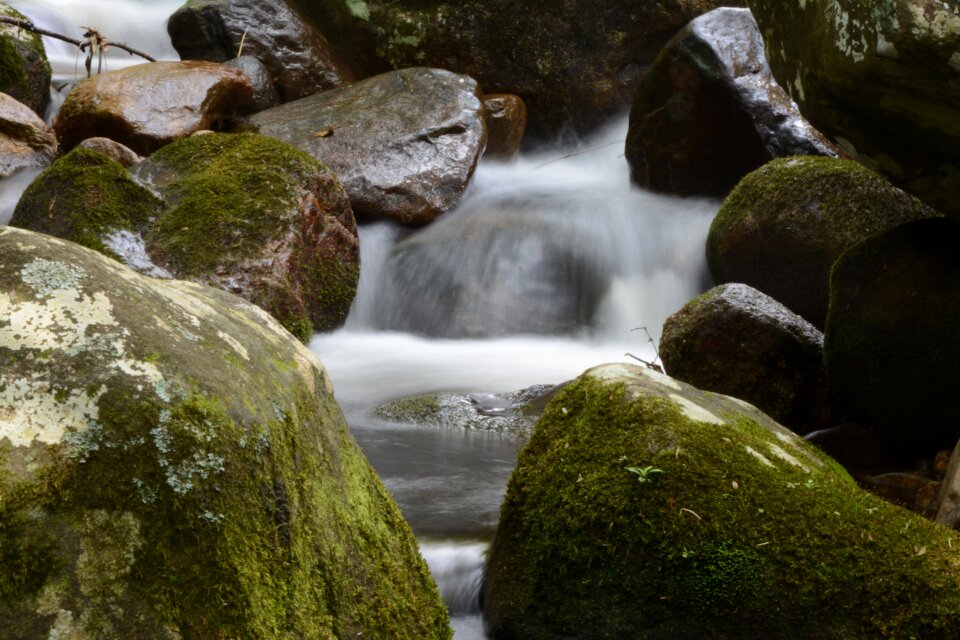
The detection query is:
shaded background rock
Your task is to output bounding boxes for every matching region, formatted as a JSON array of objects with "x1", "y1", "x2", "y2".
[
  {"x1": 0, "y1": 91, "x2": 56, "y2": 177},
  {"x1": 168, "y1": 0, "x2": 357, "y2": 102},
  {"x1": 76, "y1": 136, "x2": 142, "y2": 167},
  {"x1": 482, "y1": 94, "x2": 527, "y2": 159},
  {"x1": 52, "y1": 61, "x2": 253, "y2": 155},
  {"x1": 286, "y1": 0, "x2": 739, "y2": 141},
  {"x1": 224, "y1": 55, "x2": 280, "y2": 114},
  {"x1": 660, "y1": 283, "x2": 830, "y2": 434},
  {"x1": 250, "y1": 67, "x2": 485, "y2": 225},
  {"x1": 825, "y1": 217, "x2": 960, "y2": 459},
  {"x1": 484, "y1": 362, "x2": 960, "y2": 639},
  {"x1": 0, "y1": 226, "x2": 450, "y2": 639},
  {"x1": 748, "y1": 0, "x2": 960, "y2": 218},
  {"x1": 626, "y1": 8, "x2": 840, "y2": 197},
  {"x1": 0, "y1": 4, "x2": 51, "y2": 116},
  {"x1": 707, "y1": 156, "x2": 939, "y2": 329},
  {"x1": 804, "y1": 424, "x2": 906, "y2": 478}
]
